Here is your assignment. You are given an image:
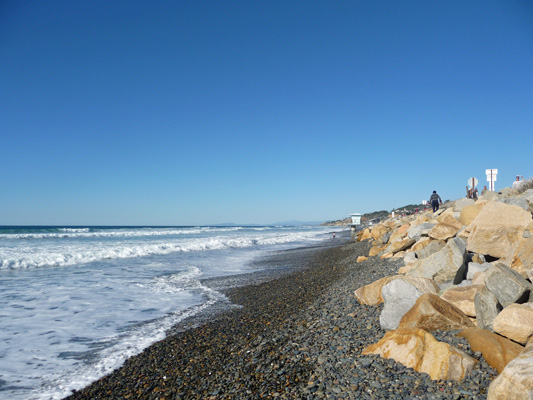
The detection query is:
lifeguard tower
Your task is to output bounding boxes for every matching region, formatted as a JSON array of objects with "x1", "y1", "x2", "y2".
[{"x1": 349, "y1": 213, "x2": 362, "y2": 236}]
